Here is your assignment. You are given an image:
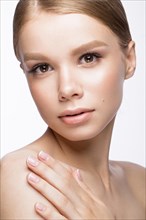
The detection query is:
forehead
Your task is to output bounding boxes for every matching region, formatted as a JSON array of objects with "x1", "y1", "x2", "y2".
[{"x1": 18, "y1": 13, "x2": 120, "y2": 57}]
